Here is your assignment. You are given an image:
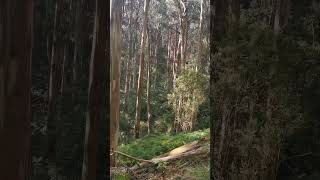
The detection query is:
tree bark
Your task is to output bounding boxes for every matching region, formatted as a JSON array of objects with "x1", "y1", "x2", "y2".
[
  {"x1": 131, "y1": 9, "x2": 141, "y2": 91},
  {"x1": 197, "y1": 0, "x2": 204, "y2": 73},
  {"x1": 73, "y1": 0, "x2": 84, "y2": 83},
  {"x1": 213, "y1": 0, "x2": 227, "y2": 41},
  {"x1": 146, "y1": 27, "x2": 152, "y2": 135},
  {"x1": 0, "y1": 0, "x2": 33, "y2": 179},
  {"x1": 272, "y1": 0, "x2": 290, "y2": 34},
  {"x1": 153, "y1": 27, "x2": 161, "y2": 90},
  {"x1": 167, "y1": 31, "x2": 172, "y2": 91},
  {"x1": 60, "y1": 45, "x2": 66, "y2": 95},
  {"x1": 176, "y1": 0, "x2": 188, "y2": 70},
  {"x1": 230, "y1": 0, "x2": 240, "y2": 32},
  {"x1": 124, "y1": 0, "x2": 134, "y2": 114},
  {"x1": 110, "y1": 0, "x2": 123, "y2": 166},
  {"x1": 210, "y1": 0, "x2": 228, "y2": 179},
  {"x1": 81, "y1": 0, "x2": 109, "y2": 178},
  {"x1": 134, "y1": 0, "x2": 151, "y2": 139}
]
